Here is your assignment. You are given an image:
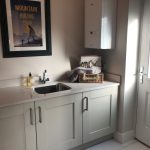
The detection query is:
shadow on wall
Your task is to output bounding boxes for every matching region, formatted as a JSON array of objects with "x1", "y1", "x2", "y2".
[{"x1": 69, "y1": 56, "x2": 80, "y2": 70}]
